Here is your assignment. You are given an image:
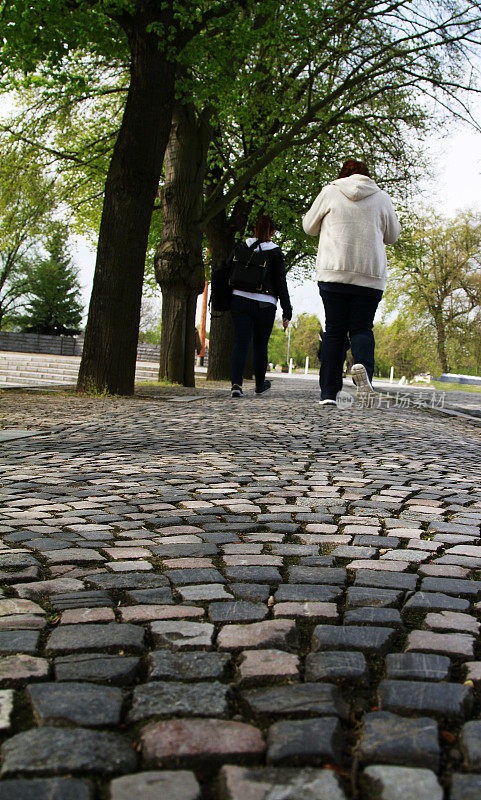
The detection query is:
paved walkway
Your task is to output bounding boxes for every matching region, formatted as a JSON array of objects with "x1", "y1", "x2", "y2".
[{"x1": 0, "y1": 378, "x2": 481, "y2": 799}]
